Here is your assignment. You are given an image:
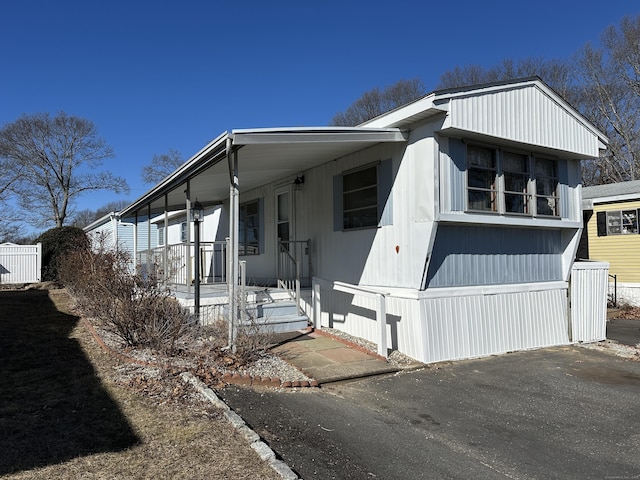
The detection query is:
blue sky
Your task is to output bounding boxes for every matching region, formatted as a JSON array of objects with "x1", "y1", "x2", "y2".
[{"x1": 1, "y1": 0, "x2": 637, "y2": 218}]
